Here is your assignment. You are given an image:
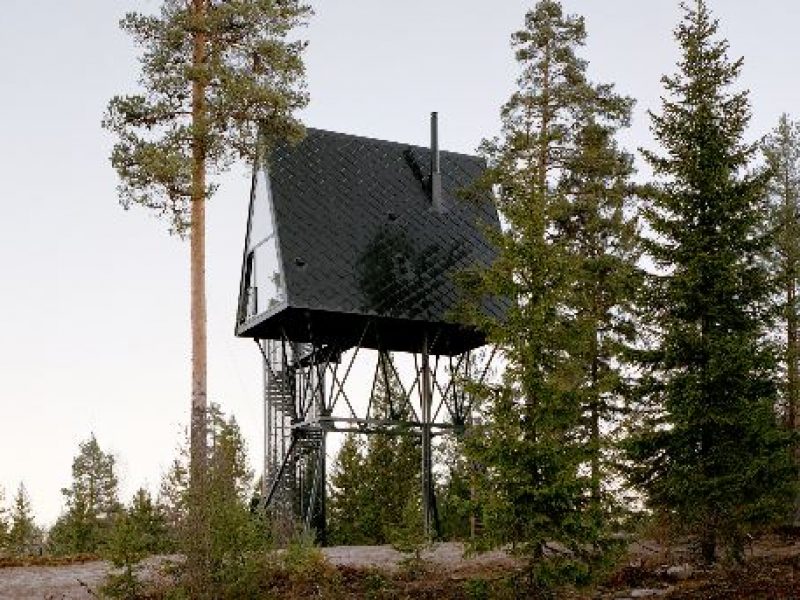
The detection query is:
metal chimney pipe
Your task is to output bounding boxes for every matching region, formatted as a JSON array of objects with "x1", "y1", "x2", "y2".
[{"x1": 430, "y1": 112, "x2": 443, "y2": 211}]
